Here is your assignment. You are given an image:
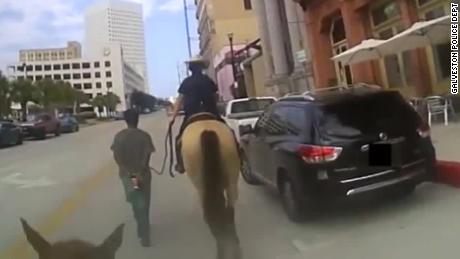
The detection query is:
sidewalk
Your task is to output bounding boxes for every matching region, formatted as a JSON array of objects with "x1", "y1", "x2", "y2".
[{"x1": 431, "y1": 122, "x2": 460, "y2": 161}]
